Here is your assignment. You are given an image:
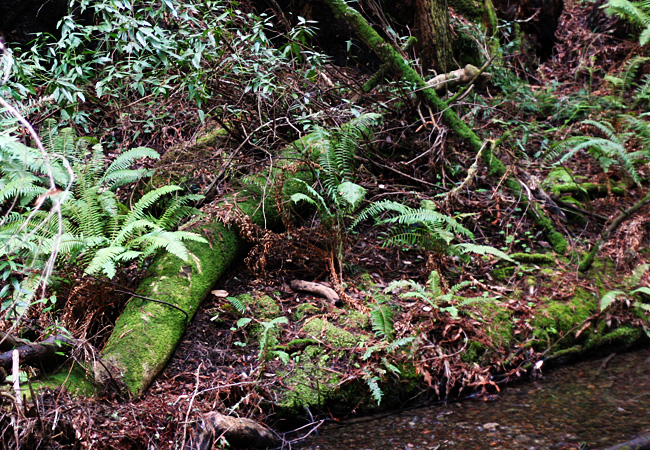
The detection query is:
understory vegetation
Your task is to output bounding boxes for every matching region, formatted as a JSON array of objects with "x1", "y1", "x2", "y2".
[{"x1": 0, "y1": 0, "x2": 650, "y2": 448}]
